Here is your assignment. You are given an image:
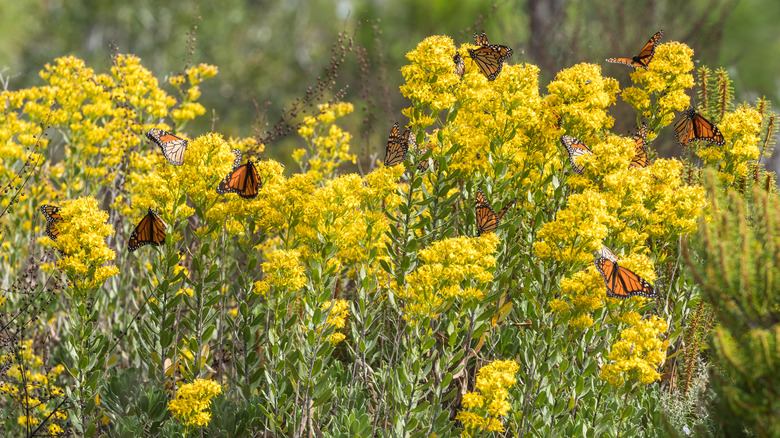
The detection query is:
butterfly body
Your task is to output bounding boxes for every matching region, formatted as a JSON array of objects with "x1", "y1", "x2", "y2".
[
  {"x1": 217, "y1": 160, "x2": 261, "y2": 199},
  {"x1": 475, "y1": 188, "x2": 516, "y2": 236},
  {"x1": 606, "y1": 31, "x2": 663, "y2": 69},
  {"x1": 595, "y1": 257, "x2": 656, "y2": 299},
  {"x1": 468, "y1": 31, "x2": 513, "y2": 81},
  {"x1": 674, "y1": 109, "x2": 725, "y2": 147},
  {"x1": 561, "y1": 135, "x2": 592, "y2": 174},
  {"x1": 147, "y1": 128, "x2": 188, "y2": 166},
  {"x1": 384, "y1": 122, "x2": 411, "y2": 167},
  {"x1": 128, "y1": 208, "x2": 167, "y2": 252},
  {"x1": 40, "y1": 204, "x2": 63, "y2": 241}
]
